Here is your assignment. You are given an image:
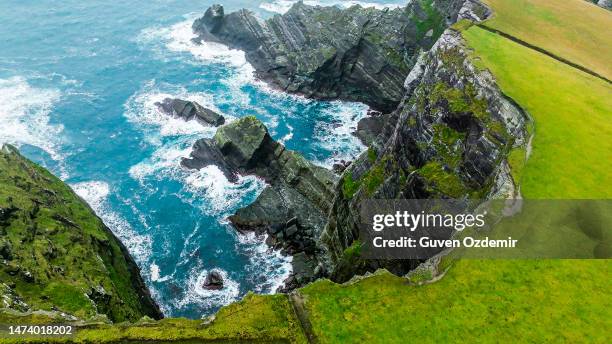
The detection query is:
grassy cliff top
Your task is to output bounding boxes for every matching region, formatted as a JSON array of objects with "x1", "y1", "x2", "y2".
[
  {"x1": 464, "y1": 25, "x2": 612, "y2": 198},
  {"x1": 481, "y1": 0, "x2": 612, "y2": 80},
  {"x1": 0, "y1": 293, "x2": 307, "y2": 343},
  {"x1": 0, "y1": 145, "x2": 160, "y2": 323}
]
